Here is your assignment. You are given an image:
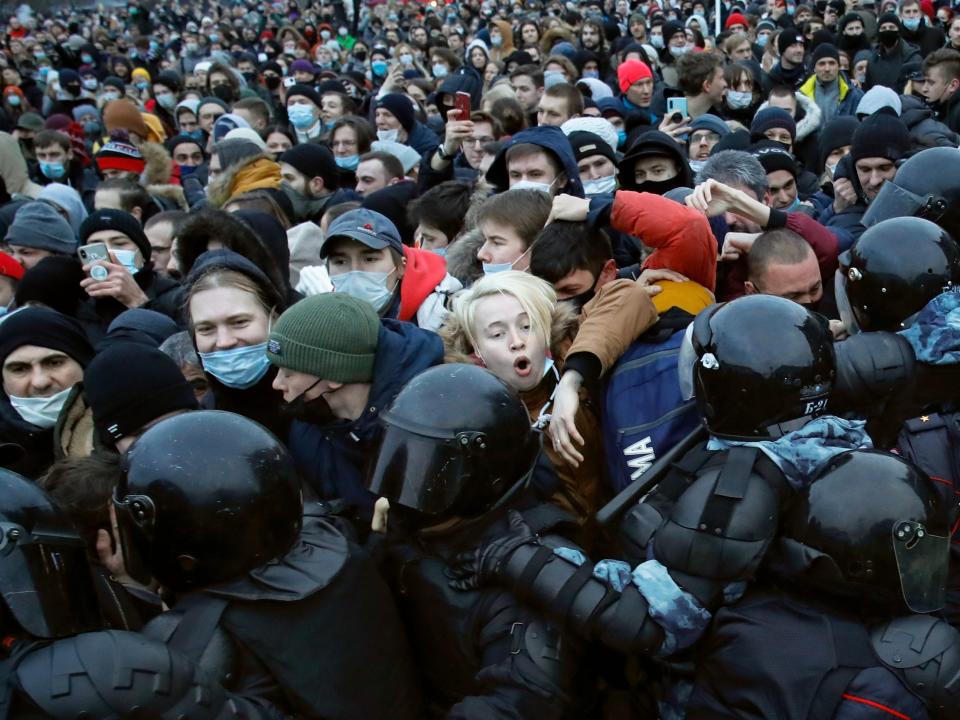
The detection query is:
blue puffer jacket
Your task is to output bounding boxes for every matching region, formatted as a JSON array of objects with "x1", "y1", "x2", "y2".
[{"x1": 287, "y1": 319, "x2": 444, "y2": 517}]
